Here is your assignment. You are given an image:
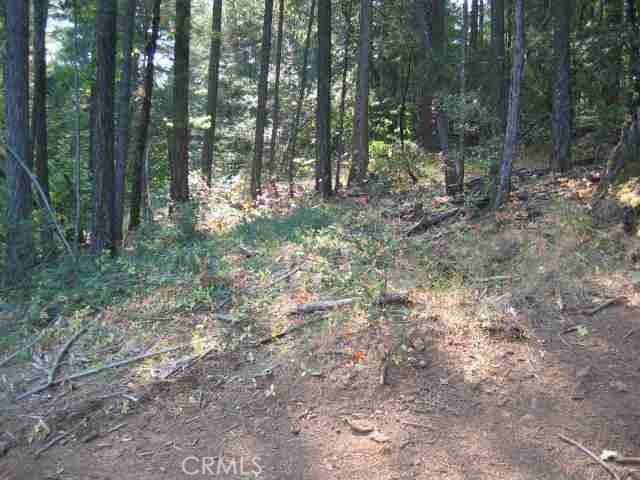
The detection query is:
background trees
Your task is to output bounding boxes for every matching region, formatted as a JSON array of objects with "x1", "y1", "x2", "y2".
[{"x1": 1, "y1": 0, "x2": 639, "y2": 276}]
